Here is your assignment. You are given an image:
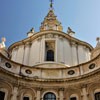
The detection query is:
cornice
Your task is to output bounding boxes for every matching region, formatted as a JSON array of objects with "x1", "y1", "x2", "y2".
[
  {"x1": 8, "y1": 30, "x2": 93, "y2": 51},
  {"x1": 0, "y1": 52, "x2": 100, "y2": 70},
  {"x1": 0, "y1": 53, "x2": 100, "y2": 83},
  {"x1": 0, "y1": 64, "x2": 100, "y2": 86}
]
